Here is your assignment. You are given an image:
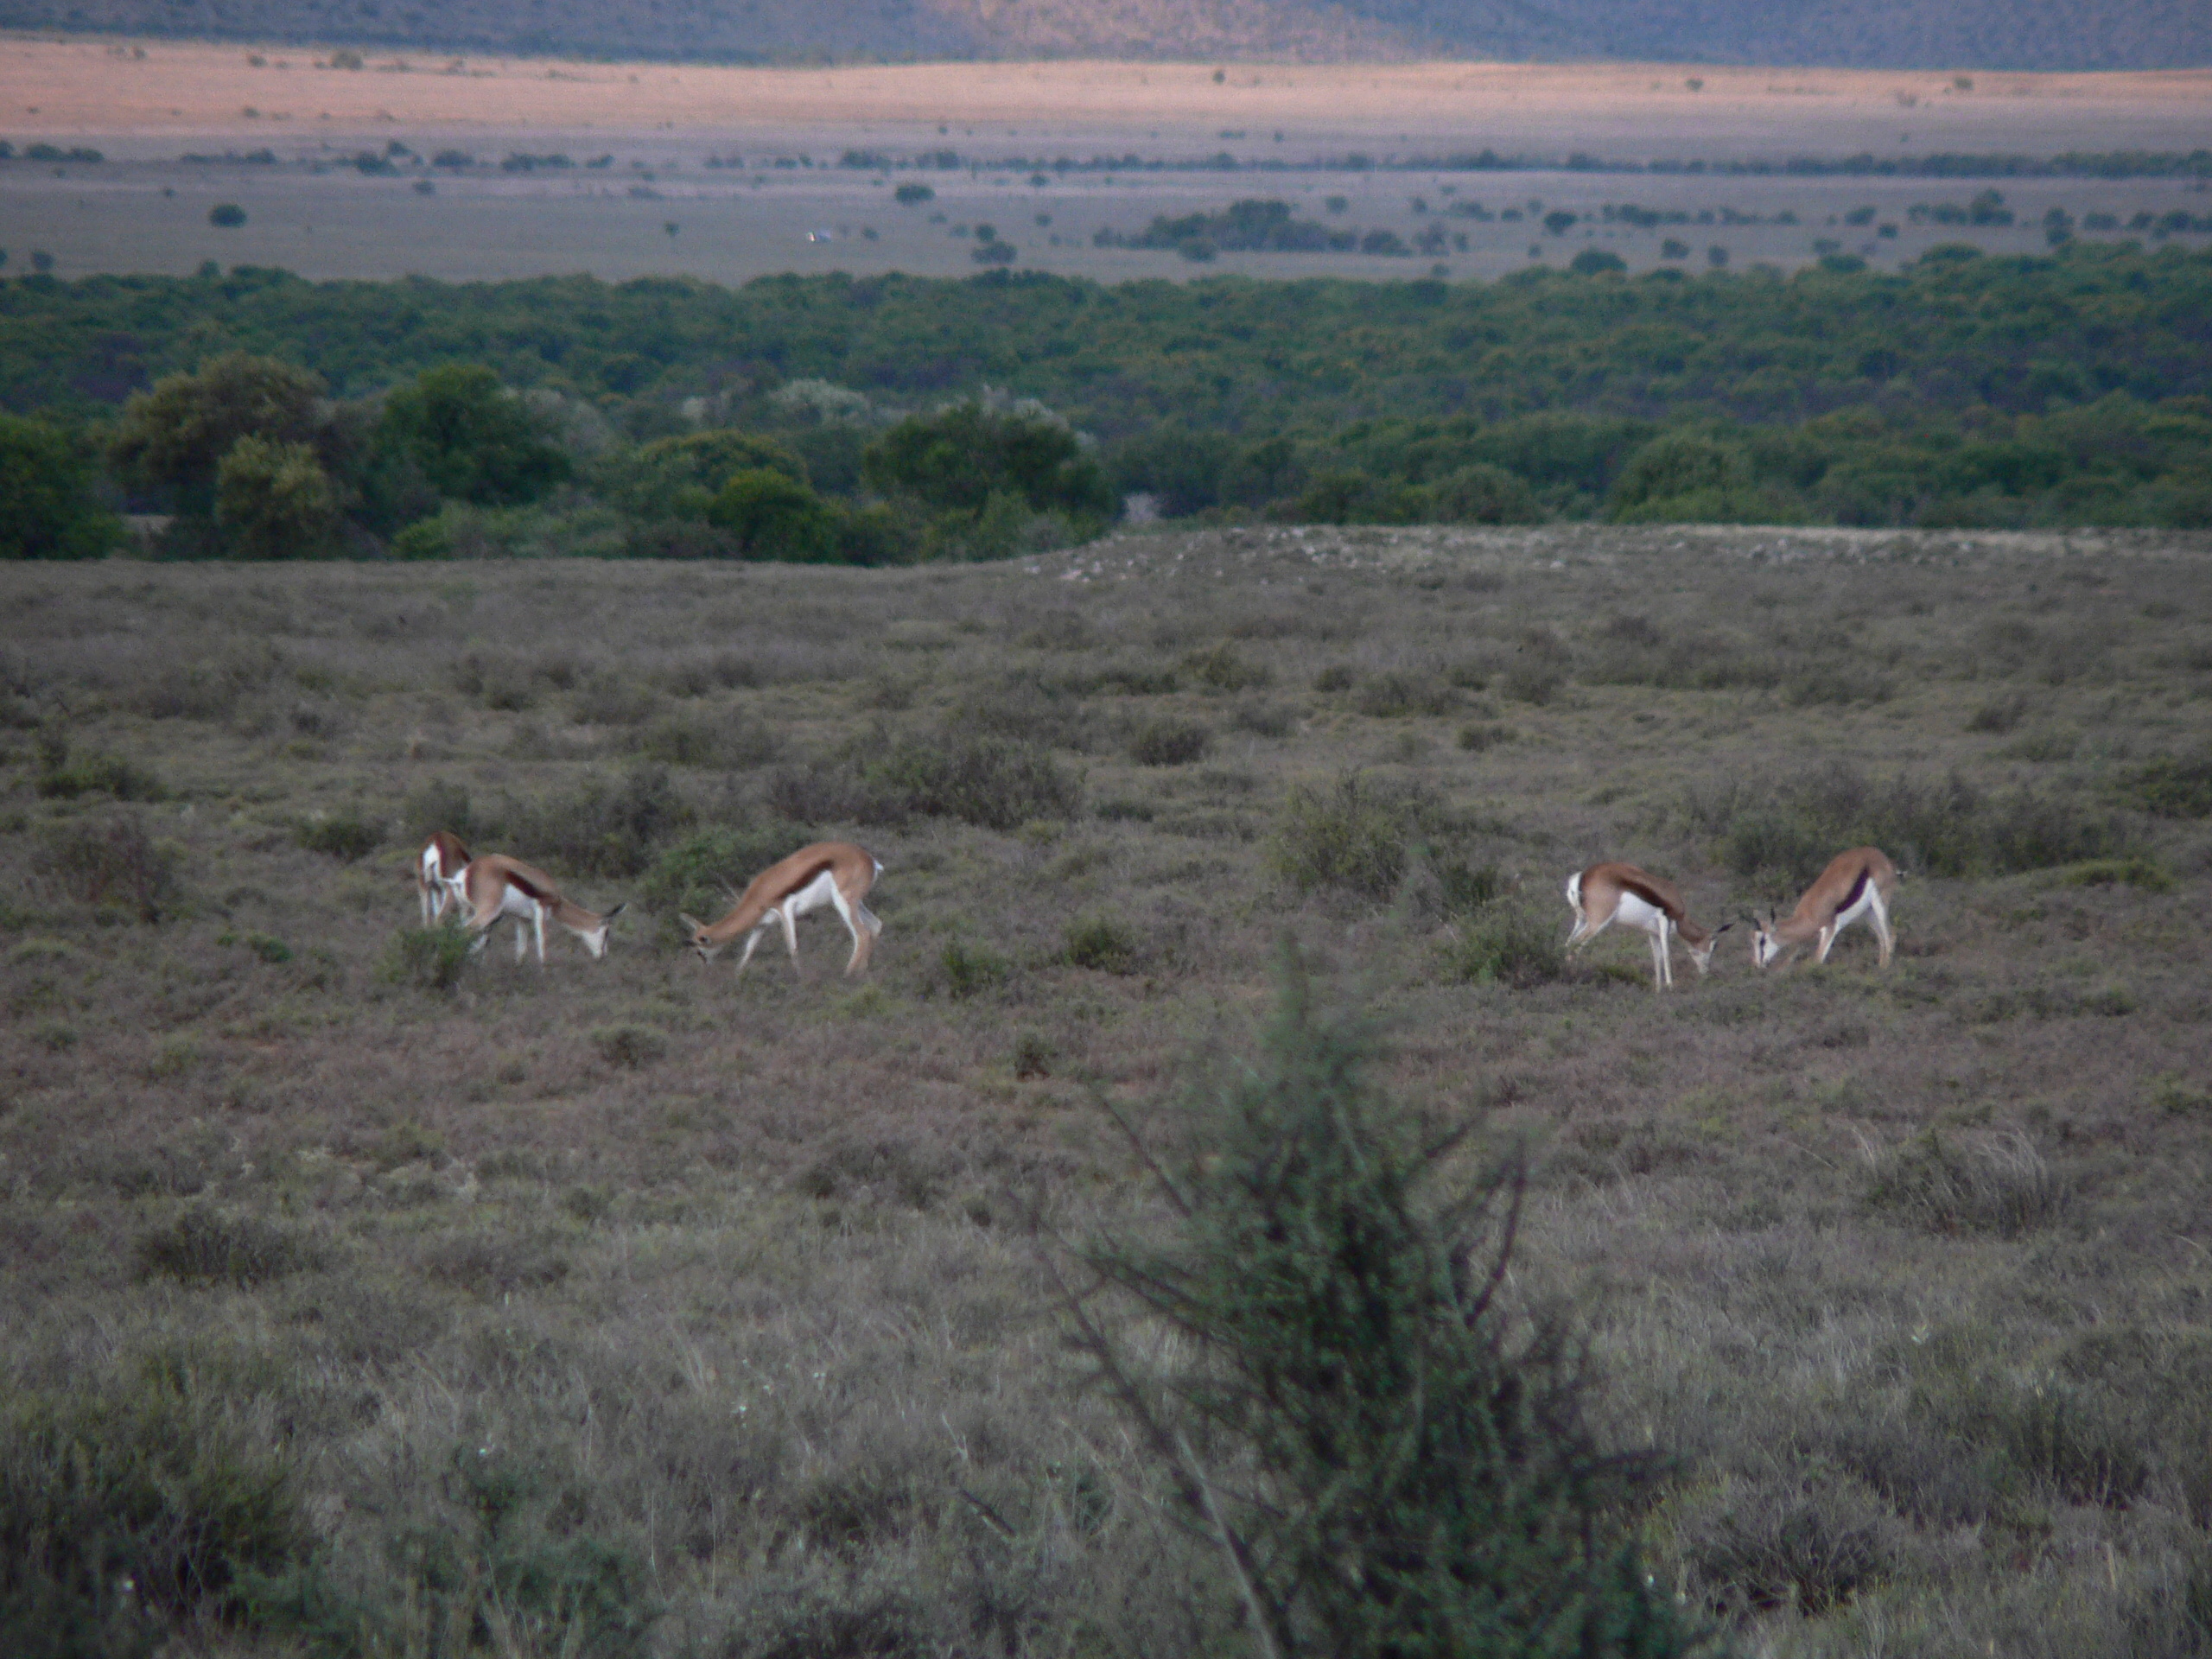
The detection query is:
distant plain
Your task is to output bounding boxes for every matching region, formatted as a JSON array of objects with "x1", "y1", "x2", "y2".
[{"x1": 1, "y1": 37, "x2": 2207, "y2": 282}]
